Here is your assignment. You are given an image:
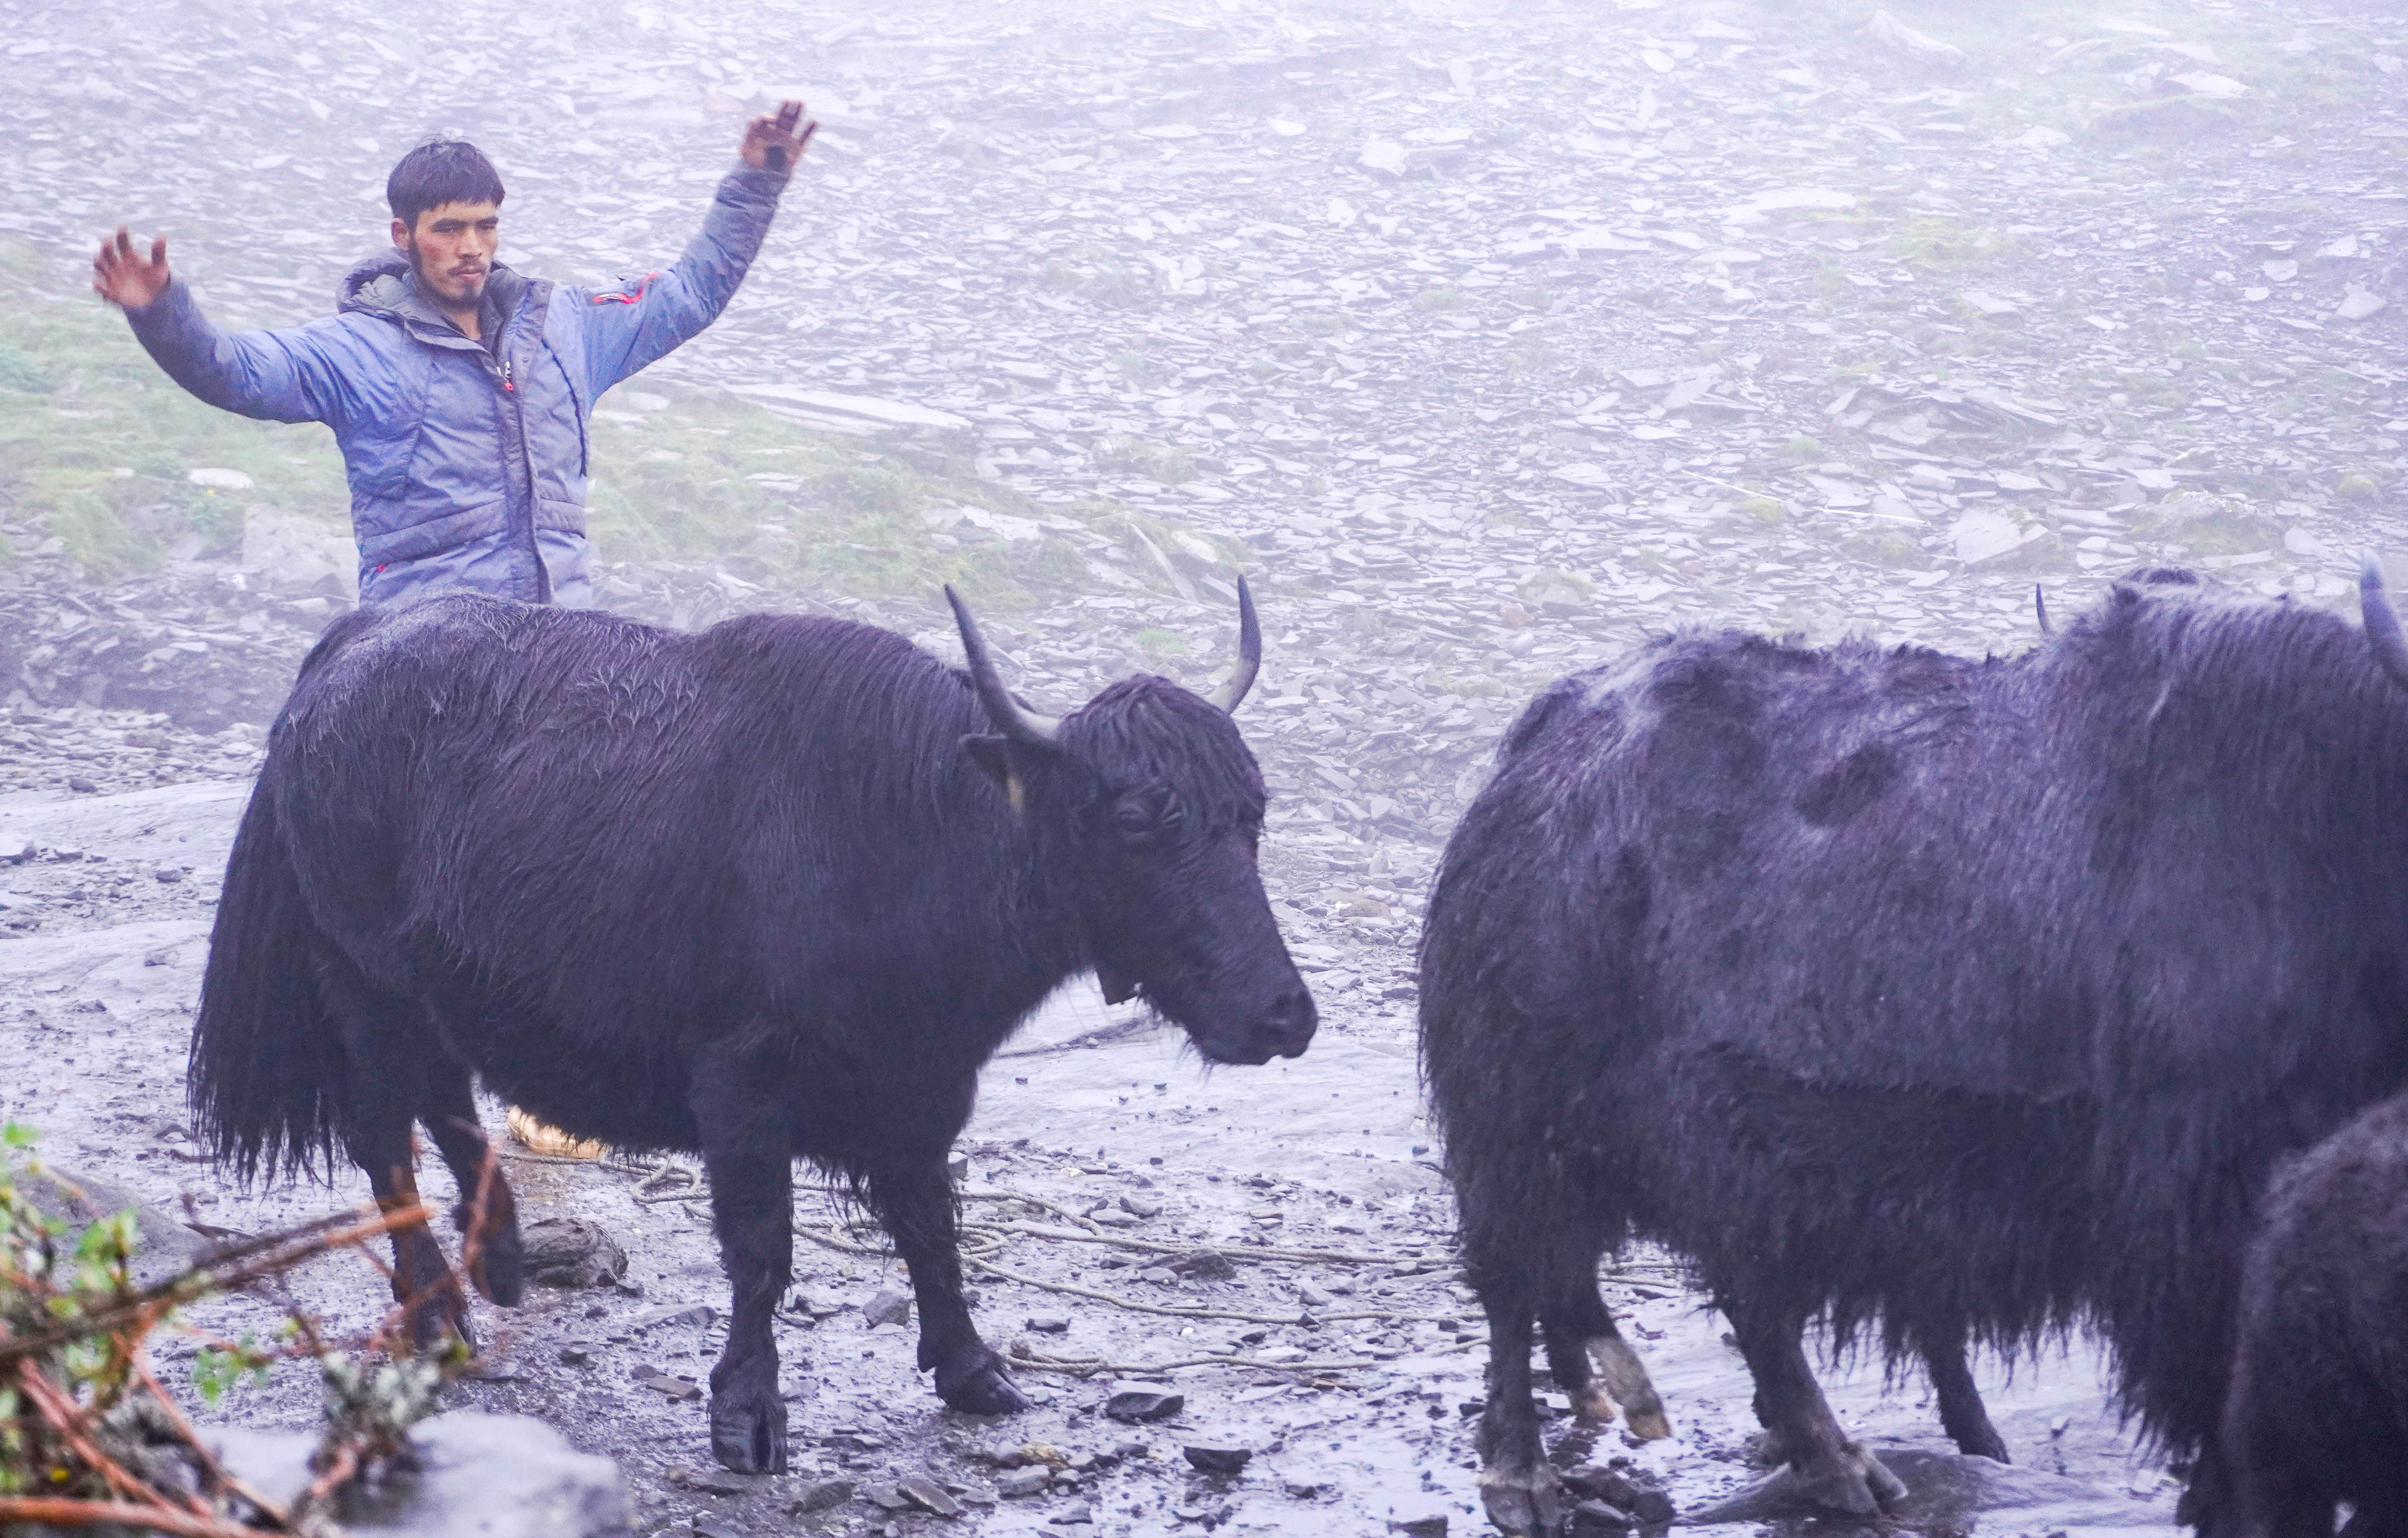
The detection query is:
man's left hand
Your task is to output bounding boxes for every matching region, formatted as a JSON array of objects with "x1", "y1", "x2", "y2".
[{"x1": 742, "y1": 100, "x2": 817, "y2": 177}]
